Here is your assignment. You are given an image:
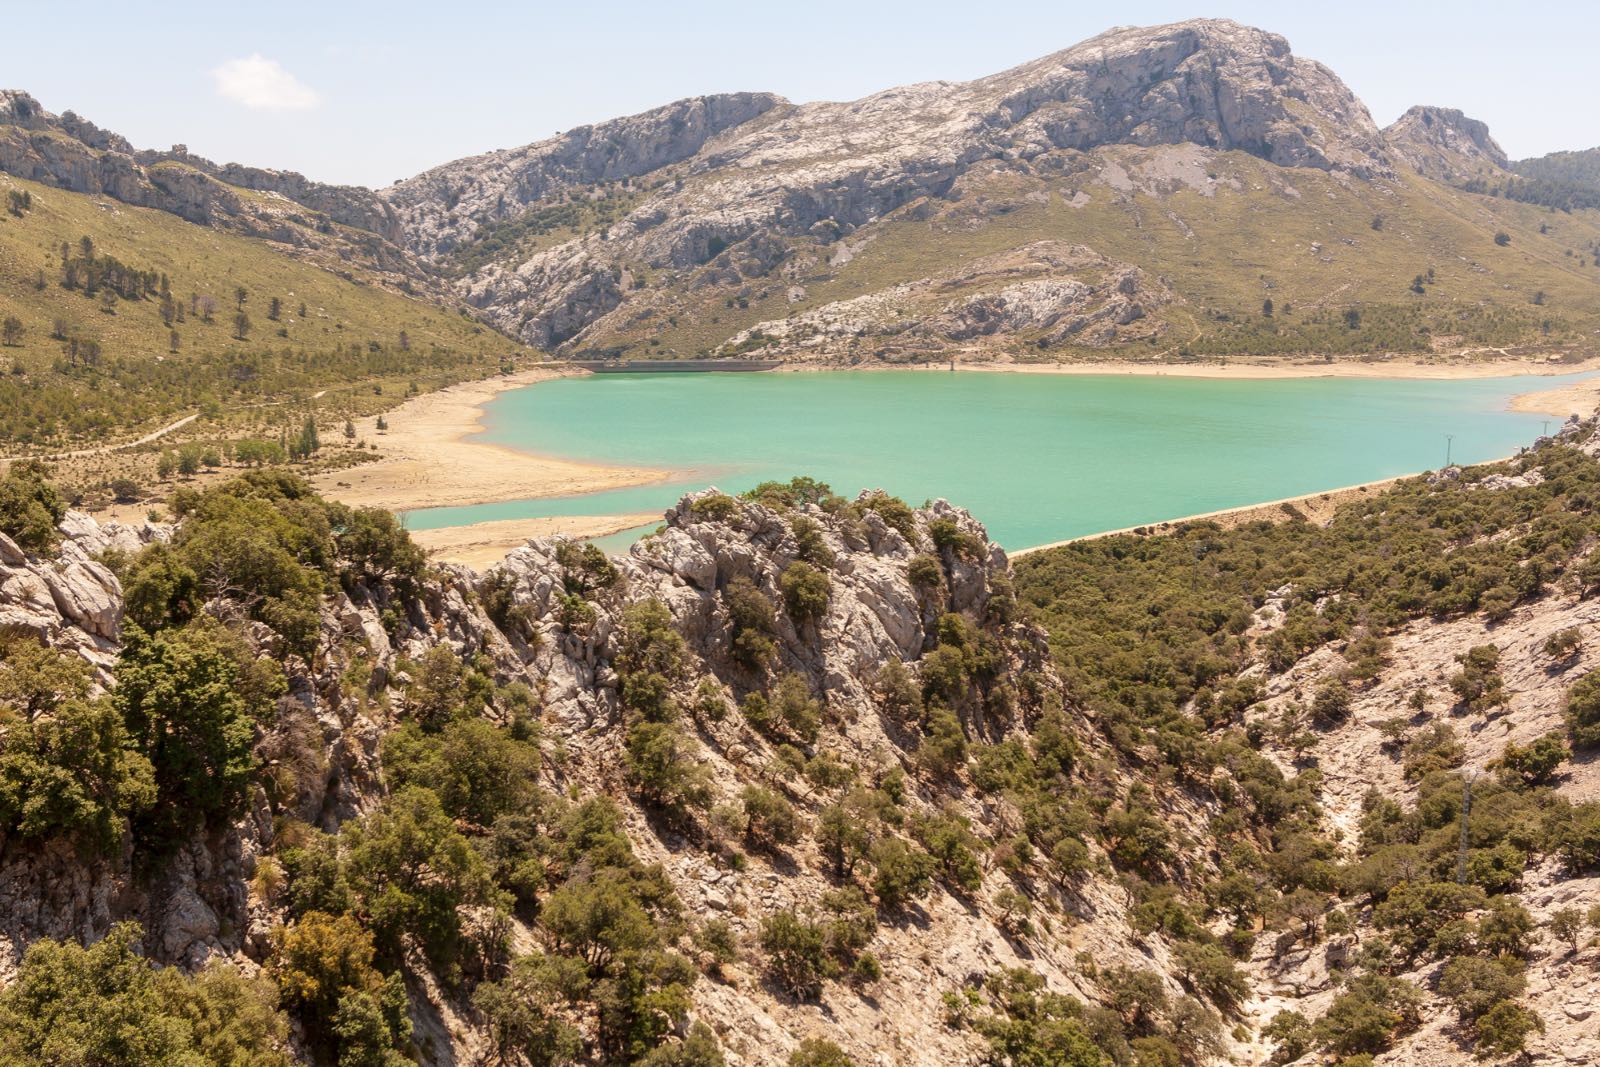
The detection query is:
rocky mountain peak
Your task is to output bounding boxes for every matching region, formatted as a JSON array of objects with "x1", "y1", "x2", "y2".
[
  {"x1": 976, "y1": 18, "x2": 1391, "y2": 176},
  {"x1": 1384, "y1": 103, "x2": 1509, "y2": 181}
]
